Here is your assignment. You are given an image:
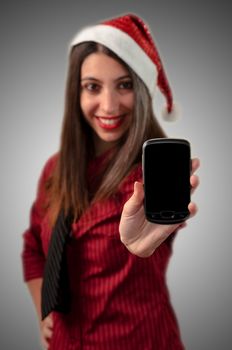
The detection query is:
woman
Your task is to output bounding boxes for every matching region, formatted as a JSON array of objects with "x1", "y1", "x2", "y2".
[{"x1": 22, "y1": 13, "x2": 199, "y2": 349}]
